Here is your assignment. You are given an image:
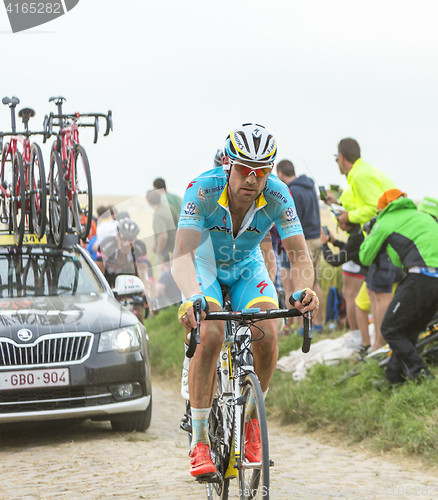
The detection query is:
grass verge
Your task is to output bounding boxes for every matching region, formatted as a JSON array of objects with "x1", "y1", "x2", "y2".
[{"x1": 145, "y1": 305, "x2": 438, "y2": 464}]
